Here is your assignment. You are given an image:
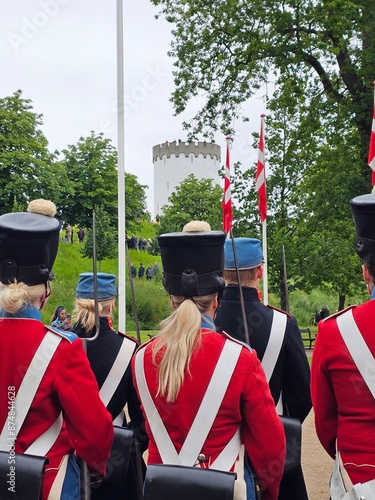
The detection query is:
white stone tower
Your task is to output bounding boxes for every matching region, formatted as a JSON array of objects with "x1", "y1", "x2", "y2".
[{"x1": 153, "y1": 139, "x2": 221, "y2": 217}]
